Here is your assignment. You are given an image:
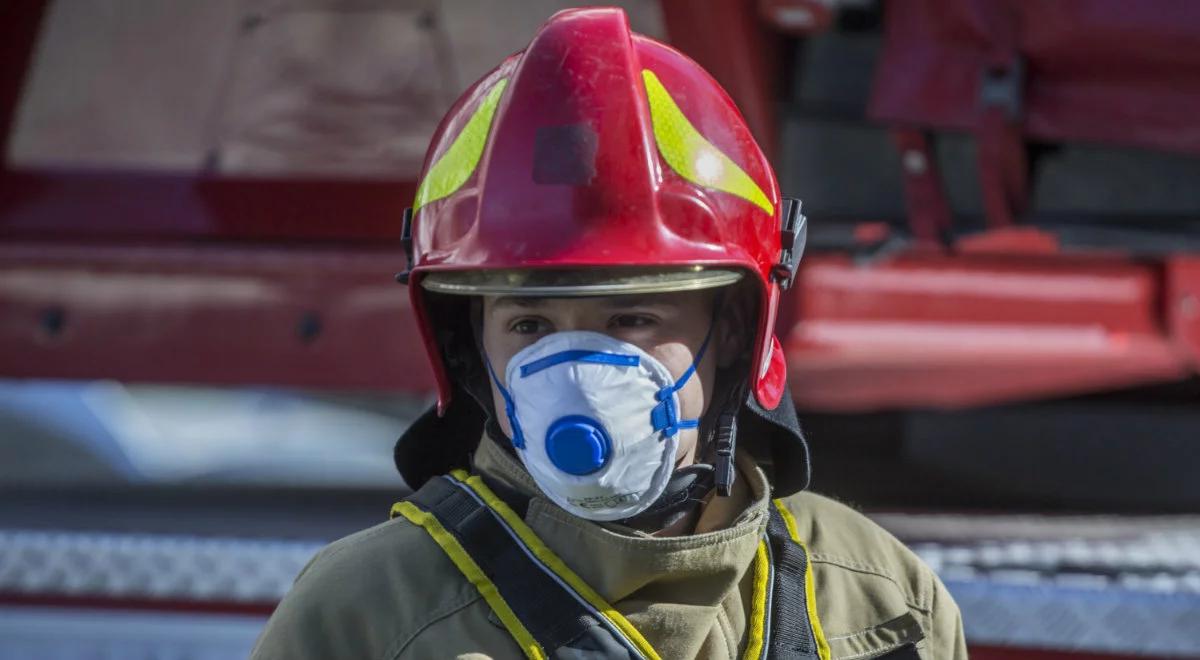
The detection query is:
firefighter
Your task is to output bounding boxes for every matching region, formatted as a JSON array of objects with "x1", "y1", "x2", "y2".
[{"x1": 252, "y1": 8, "x2": 966, "y2": 659}]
